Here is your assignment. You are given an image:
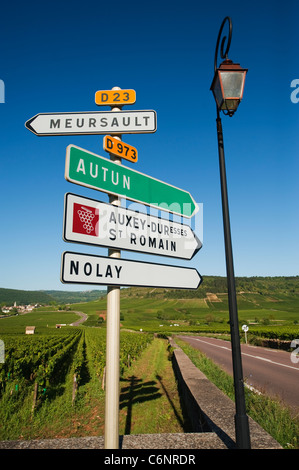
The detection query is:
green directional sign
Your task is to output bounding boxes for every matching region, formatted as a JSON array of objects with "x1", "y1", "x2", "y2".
[{"x1": 65, "y1": 145, "x2": 198, "y2": 218}]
